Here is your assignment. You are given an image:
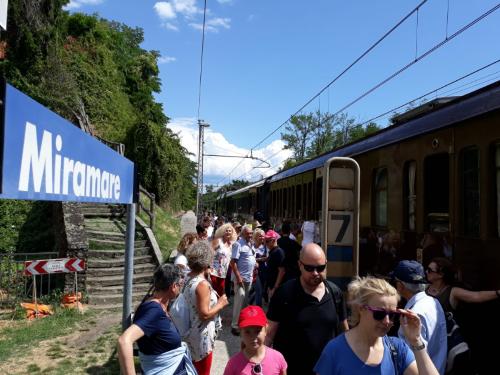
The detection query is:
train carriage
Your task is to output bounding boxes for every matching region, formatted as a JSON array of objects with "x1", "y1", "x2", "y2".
[{"x1": 218, "y1": 80, "x2": 500, "y2": 291}]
